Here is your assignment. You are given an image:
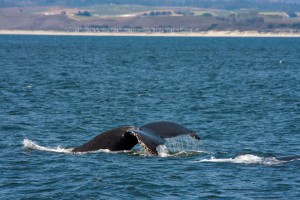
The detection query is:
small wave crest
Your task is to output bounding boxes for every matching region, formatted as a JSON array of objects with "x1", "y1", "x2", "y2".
[
  {"x1": 23, "y1": 138, "x2": 73, "y2": 153},
  {"x1": 197, "y1": 154, "x2": 287, "y2": 165}
]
